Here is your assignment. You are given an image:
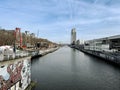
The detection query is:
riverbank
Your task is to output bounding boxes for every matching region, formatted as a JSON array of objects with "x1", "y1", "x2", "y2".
[
  {"x1": 69, "y1": 45, "x2": 120, "y2": 66},
  {"x1": 0, "y1": 47, "x2": 59, "y2": 90},
  {"x1": 25, "y1": 81, "x2": 37, "y2": 90},
  {"x1": 31, "y1": 47, "x2": 59, "y2": 59}
]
